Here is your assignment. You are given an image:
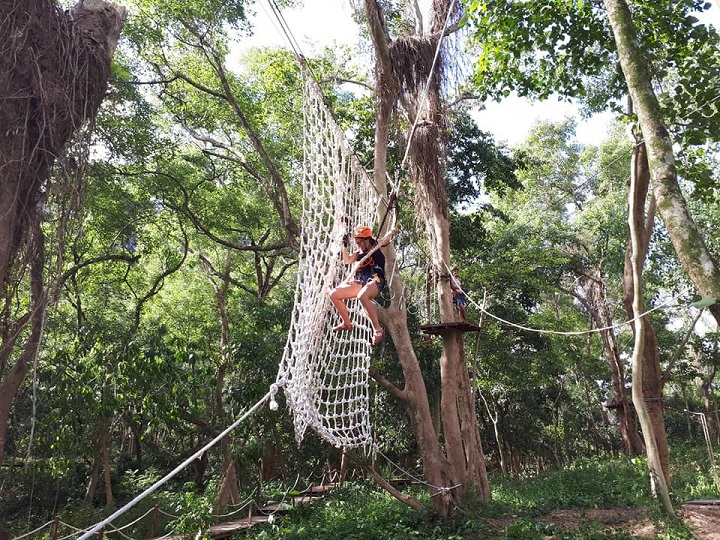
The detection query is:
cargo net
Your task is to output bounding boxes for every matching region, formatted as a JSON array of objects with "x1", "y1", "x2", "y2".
[{"x1": 274, "y1": 72, "x2": 381, "y2": 449}]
